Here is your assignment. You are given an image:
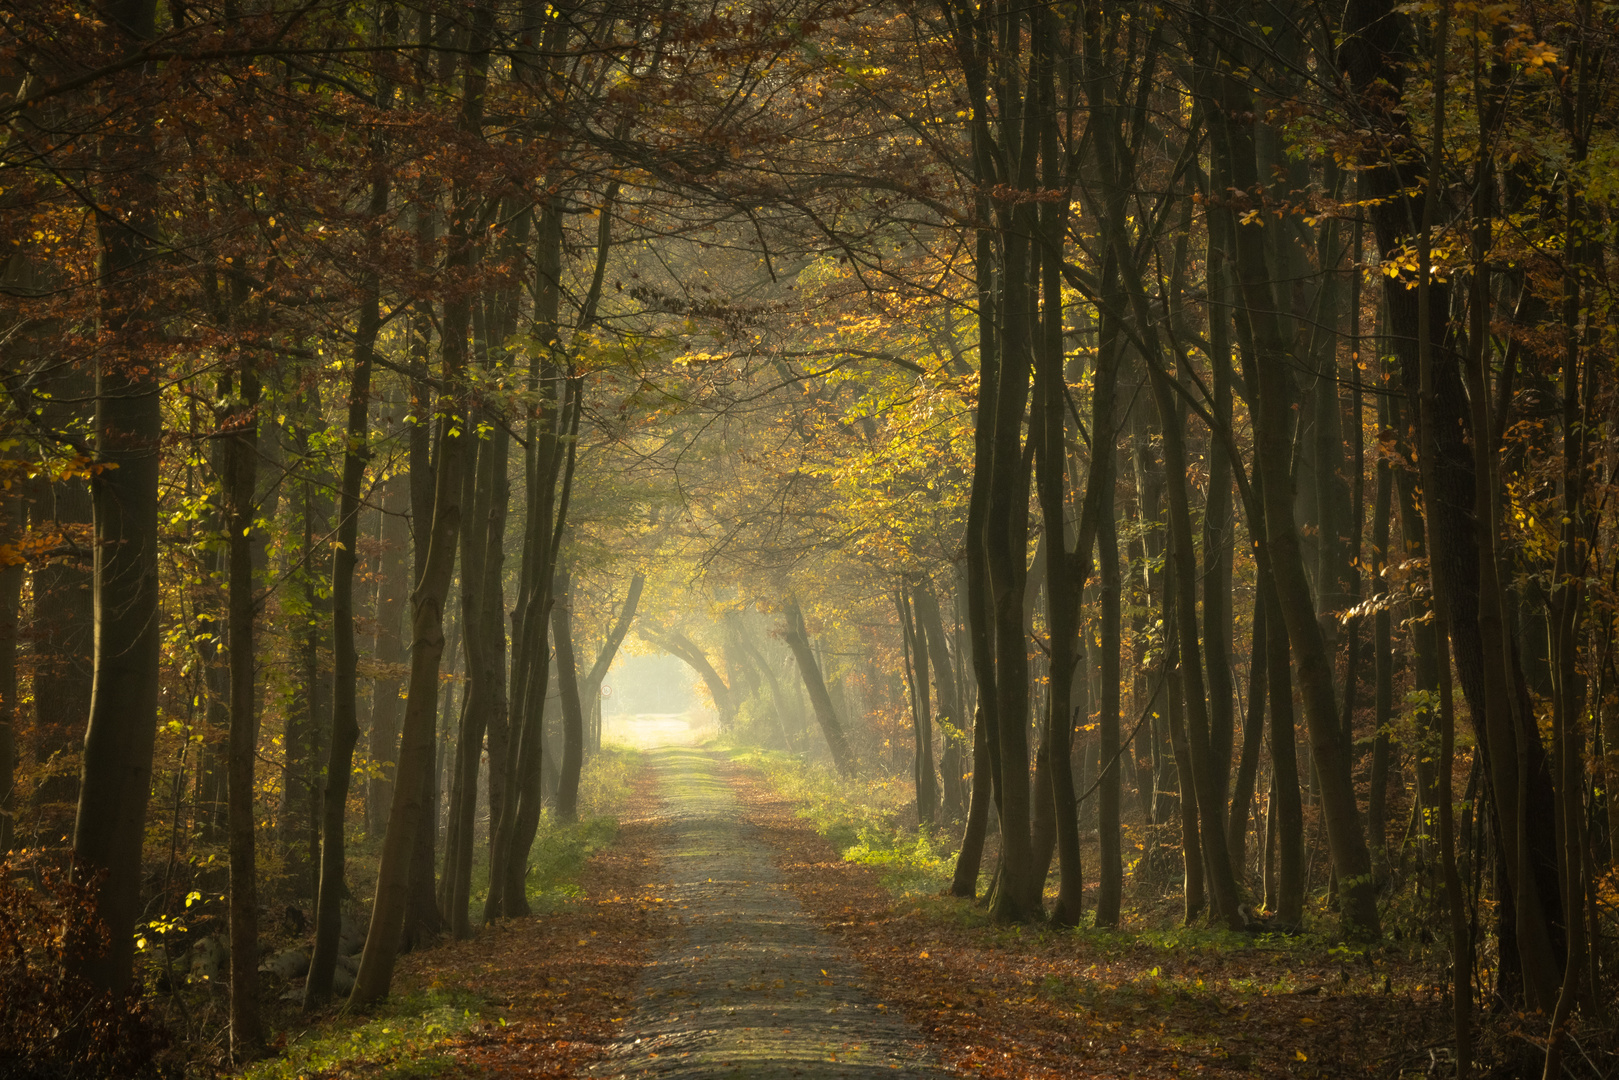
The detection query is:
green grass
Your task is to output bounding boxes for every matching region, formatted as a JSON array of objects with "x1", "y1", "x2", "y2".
[
  {"x1": 725, "y1": 747, "x2": 956, "y2": 896},
  {"x1": 239, "y1": 747, "x2": 642, "y2": 1080},
  {"x1": 463, "y1": 745, "x2": 641, "y2": 912},
  {"x1": 240, "y1": 989, "x2": 485, "y2": 1080}
]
